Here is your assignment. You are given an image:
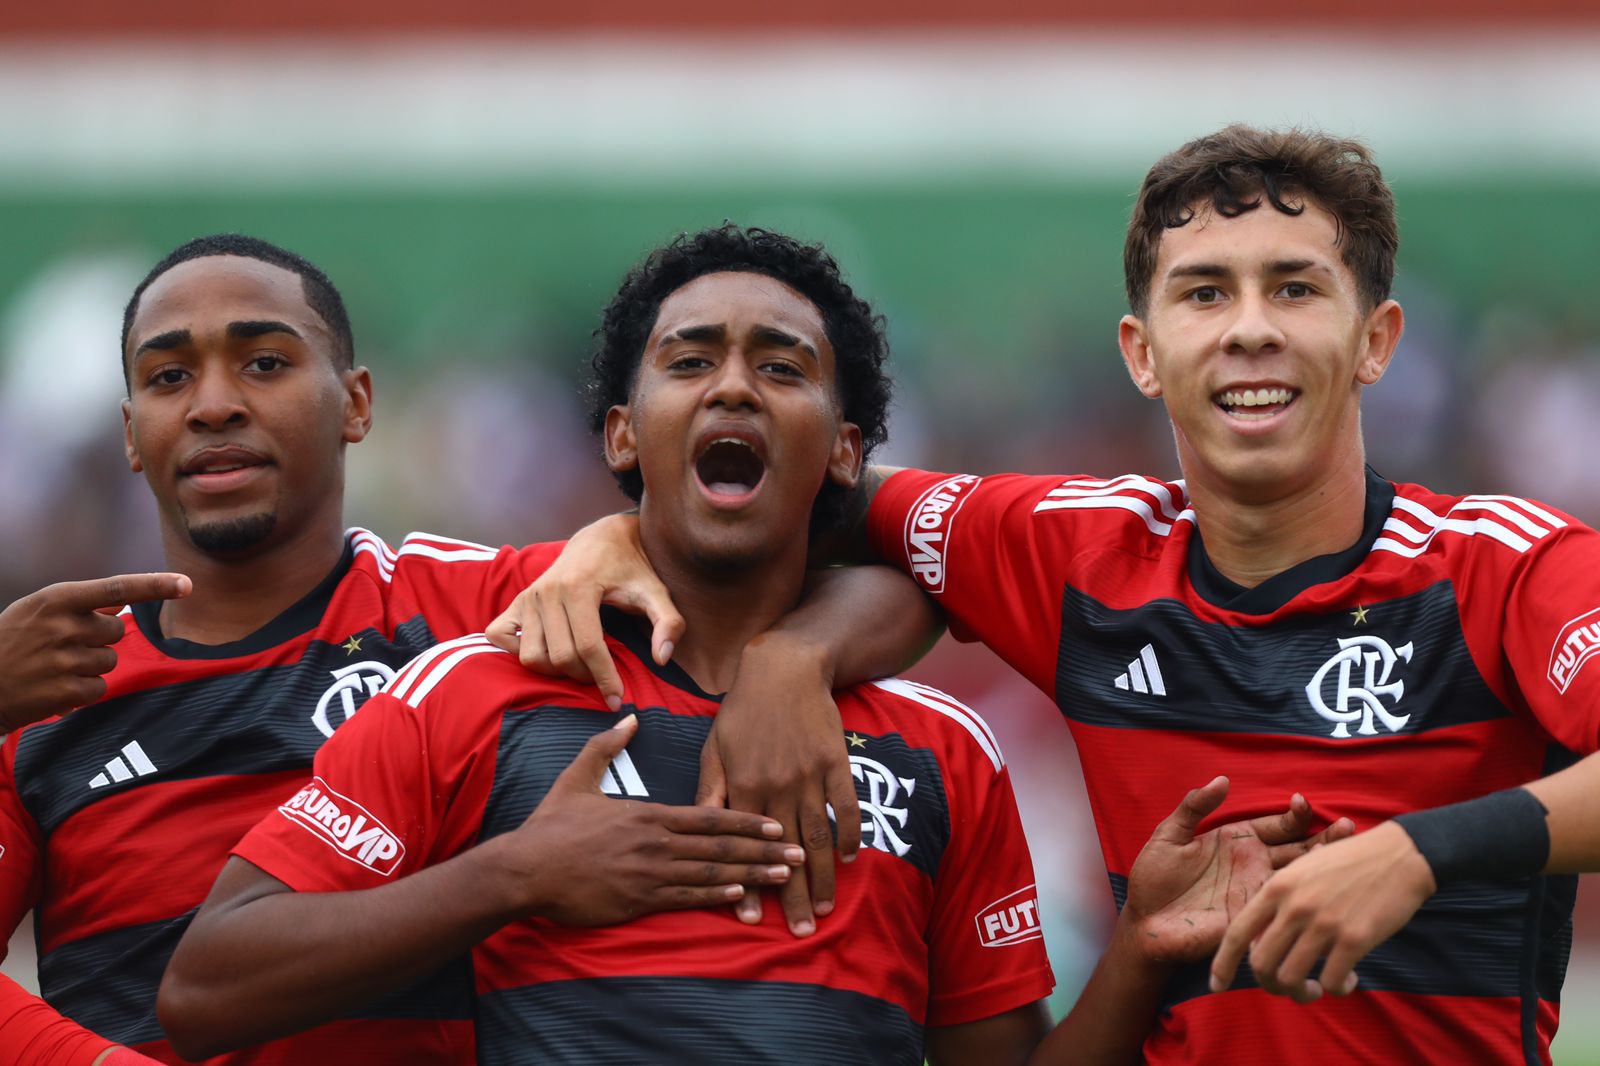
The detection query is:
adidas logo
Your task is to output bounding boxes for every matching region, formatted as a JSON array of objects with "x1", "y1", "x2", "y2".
[
  {"x1": 599, "y1": 749, "x2": 649, "y2": 797},
  {"x1": 1113, "y1": 644, "x2": 1167, "y2": 696},
  {"x1": 89, "y1": 741, "x2": 158, "y2": 789}
]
